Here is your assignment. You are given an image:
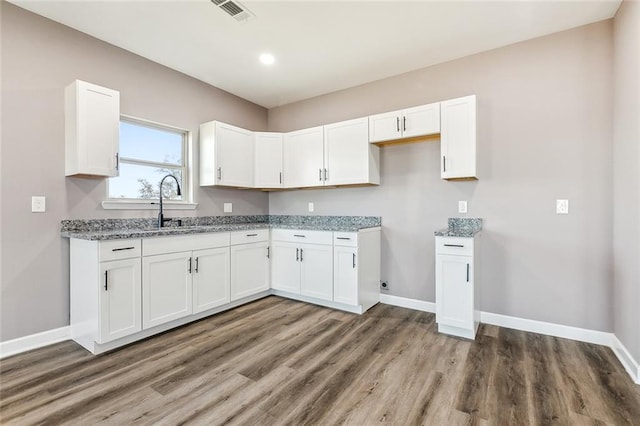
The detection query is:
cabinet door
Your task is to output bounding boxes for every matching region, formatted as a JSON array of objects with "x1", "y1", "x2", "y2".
[
  {"x1": 271, "y1": 241, "x2": 301, "y2": 293},
  {"x1": 255, "y1": 132, "x2": 283, "y2": 188},
  {"x1": 324, "y1": 117, "x2": 378, "y2": 186},
  {"x1": 435, "y1": 254, "x2": 473, "y2": 329},
  {"x1": 402, "y1": 102, "x2": 440, "y2": 138},
  {"x1": 65, "y1": 80, "x2": 119, "y2": 177},
  {"x1": 368, "y1": 110, "x2": 402, "y2": 143},
  {"x1": 216, "y1": 122, "x2": 255, "y2": 187},
  {"x1": 142, "y1": 252, "x2": 193, "y2": 329},
  {"x1": 440, "y1": 95, "x2": 477, "y2": 180},
  {"x1": 98, "y1": 258, "x2": 142, "y2": 343},
  {"x1": 230, "y1": 242, "x2": 270, "y2": 301},
  {"x1": 283, "y1": 126, "x2": 324, "y2": 188},
  {"x1": 300, "y1": 243, "x2": 333, "y2": 301},
  {"x1": 192, "y1": 247, "x2": 230, "y2": 313},
  {"x1": 333, "y1": 246, "x2": 358, "y2": 306}
]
